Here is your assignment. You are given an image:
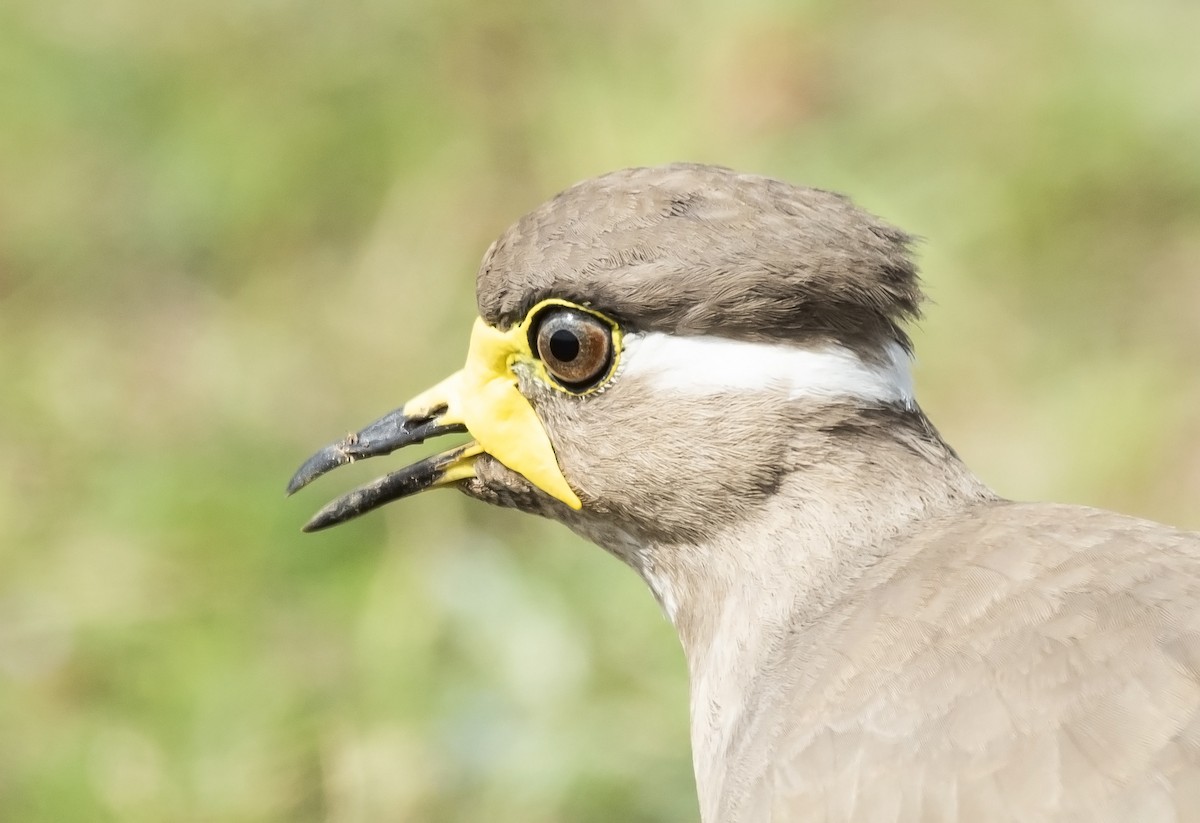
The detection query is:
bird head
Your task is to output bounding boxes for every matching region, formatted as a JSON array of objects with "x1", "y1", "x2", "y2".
[{"x1": 289, "y1": 164, "x2": 923, "y2": 550}]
